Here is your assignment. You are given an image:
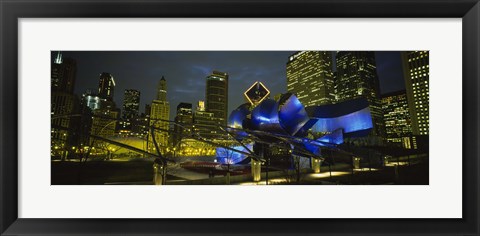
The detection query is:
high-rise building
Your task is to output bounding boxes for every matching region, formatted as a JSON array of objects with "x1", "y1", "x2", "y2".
[
  {"x1": 122, "y1": 89, "x2": 140, "y2": 120},
  {"x1": 205, "y1": 71, "x2": 228, "y2": 127},
  {"x1": 402, "y1": 51, "x2": 429, "y2": 135},
  {"x1": 51, "y1": 52, "x2": 77, "y2": 94},
  {"x1": 193, "y1": 109, "x2": 218, "y2": 140},
  {"x1": 132, "y1": 113, "x2": 150, "y2": 137},
  {"x1": 51, "y1": 92, "x2": 78, "y2": 157},
  {"x1": 336, "y1": 51, "x2": 384, "y2": 138},
  {"x1": 286, "y1": 51, "x2": 335, "y2": 106},
  {"x1": 87, "y1": 73, "x2": 120, "y2": 143},
  {"x1": 98, "y1": 72, "x2": 115, "y2": 101},
  {"x1": 381, "y1": 90, "x2": 413, "y2": 148},
  {"x1": 120, "y1": 89, "x2": 141, "y2": 135},
  {"x1": 173, "y1": 103, "x2": 193, "y2": 147},
  {"x1": 157, "y1": 76, "x2": 167, "y2": 101},
  {"x1": 51, "y1": 52, "x2": 79, "y2": 159},
  {"x1": 149, "y1": 77, "x2": 170, "y2": 152}
]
